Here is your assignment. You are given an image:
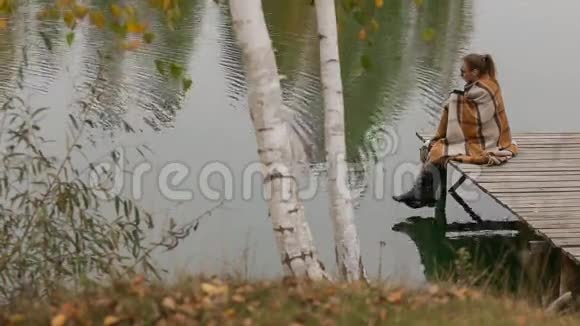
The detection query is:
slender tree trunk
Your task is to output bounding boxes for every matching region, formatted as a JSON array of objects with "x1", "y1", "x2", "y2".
[
  {"x1": 315, "y1": 0, "x2": 366, "y2": 281},
  {"x1": 229, "y1": 0, "x2": 328, "y2": 280}
]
